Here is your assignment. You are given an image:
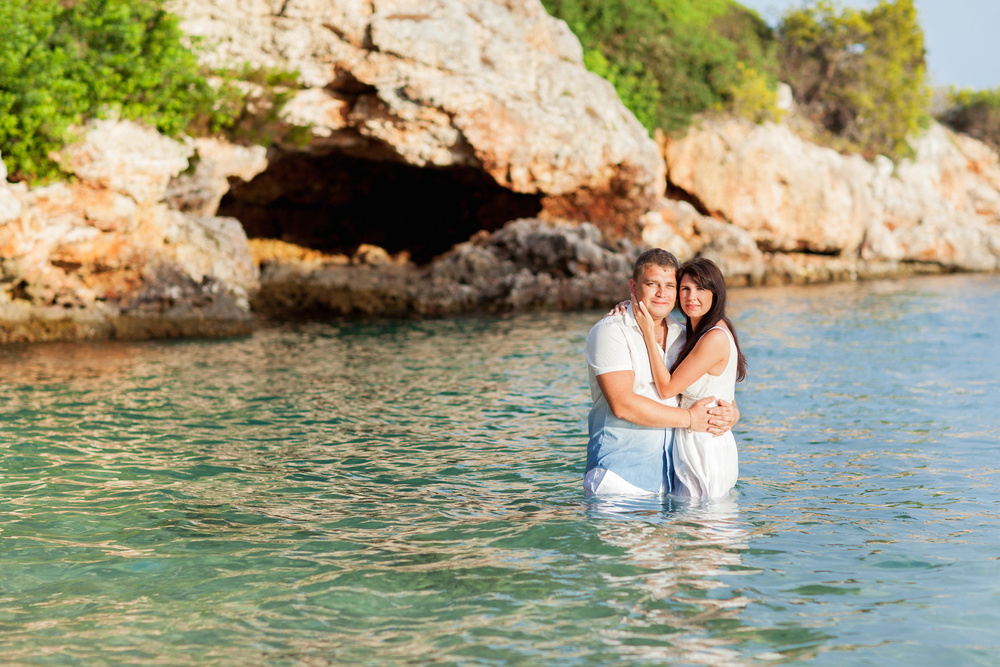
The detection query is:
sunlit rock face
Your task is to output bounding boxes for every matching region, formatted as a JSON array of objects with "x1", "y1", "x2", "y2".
[
  {"x1": 0, "y1": 121, "x2": 259, "y2": 343},
  {"x1": 657, "y1": 117, "x2": 1000, "y2": 284},
  {"x1": 168, "y1": 0, "x2": 664, "y2": 246}
]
